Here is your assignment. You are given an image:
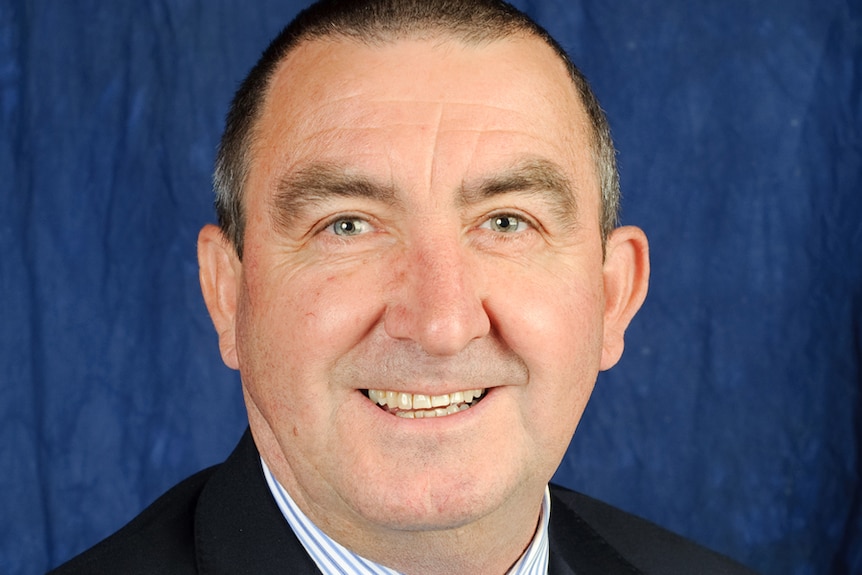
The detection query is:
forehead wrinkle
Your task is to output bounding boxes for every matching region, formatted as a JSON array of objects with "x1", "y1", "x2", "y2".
[
  {"x1": 425, "y1": 102, "x2": 446, "y2": 205},
  {"x1": 293, "y1": 126, "x2": 552, "y2": 142},
  {"x1": 459, "y1": 159, "x2": 579, "y2": 229},
  {"x1": 324, "y1": 86, "x2": 539, "y2": 112},
  {"x1": 271, "y1": 163, "x2": 400, "y2": 232}
]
